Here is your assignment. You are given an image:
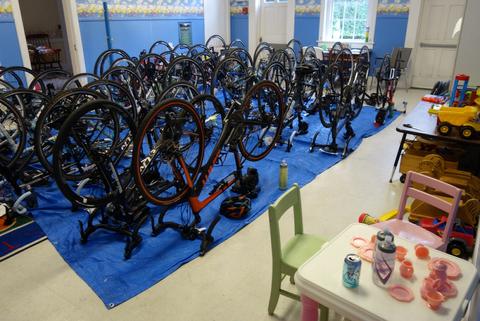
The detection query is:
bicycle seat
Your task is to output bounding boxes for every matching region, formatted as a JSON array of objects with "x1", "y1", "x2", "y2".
[{"x1": 295, "y1": 64, "x2": 316, "y2": 76}]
